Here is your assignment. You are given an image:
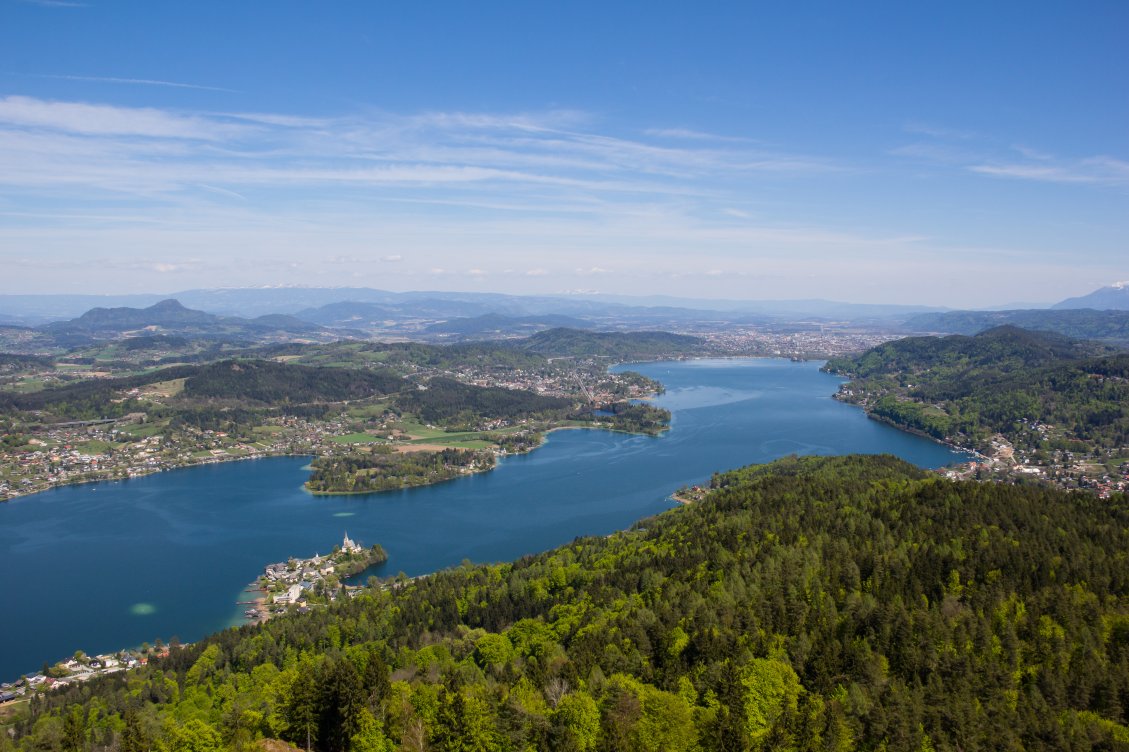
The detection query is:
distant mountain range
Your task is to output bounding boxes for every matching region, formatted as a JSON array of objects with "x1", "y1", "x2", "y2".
[
  {"x1": 1, "y1": 283, "x2": 1124, "y2": 340},
  {"x1": 0, "y1": 288, "x2": 949, "y2": 328},
  {"x1": 1052, "y1": 282, "x2": 1129, "y2": 311},
  {"x1": 1, "y1": 299, "x2": 349, "y2": 351}
]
